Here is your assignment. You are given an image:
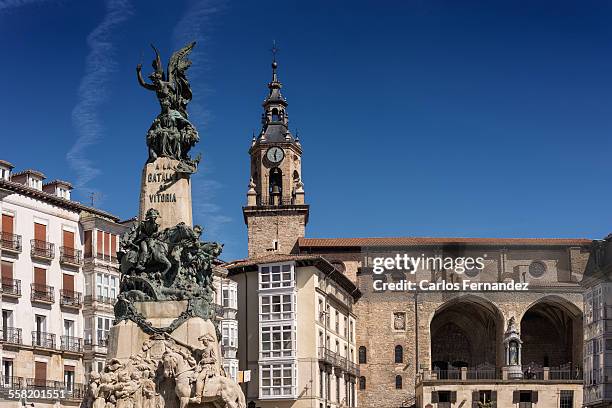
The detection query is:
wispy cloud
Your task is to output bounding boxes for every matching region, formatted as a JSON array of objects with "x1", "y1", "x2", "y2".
[
  {"x1": 172, "y1": 0, "x2": 232, "y2": 245},
  {"x1": 0, "y1": 0, "x2": 53, "y2": 11},
  {"x1": 67, "y1": 0, "x2": 132, "y2": 197}
]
